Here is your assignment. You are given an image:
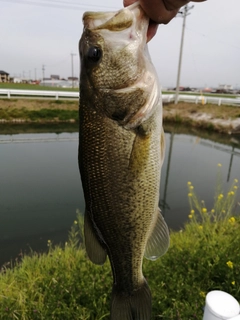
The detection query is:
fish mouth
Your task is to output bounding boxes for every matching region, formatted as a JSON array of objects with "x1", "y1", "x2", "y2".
[
  {"x1": 81, "y1": 2, "x2": 158, "y2": 129},
  {"x1": 82, "y1": 1, "x2": 148, "y2": 37}
]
